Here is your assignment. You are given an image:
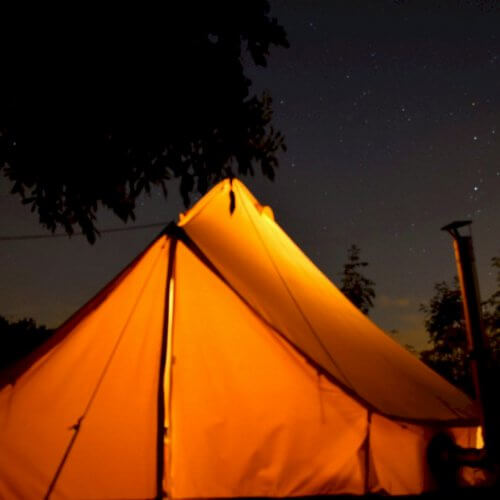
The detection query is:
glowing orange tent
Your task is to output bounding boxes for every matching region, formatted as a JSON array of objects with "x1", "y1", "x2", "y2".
[{"x1": 0, "y1": 179, "x2": 480, "y2": 499}]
